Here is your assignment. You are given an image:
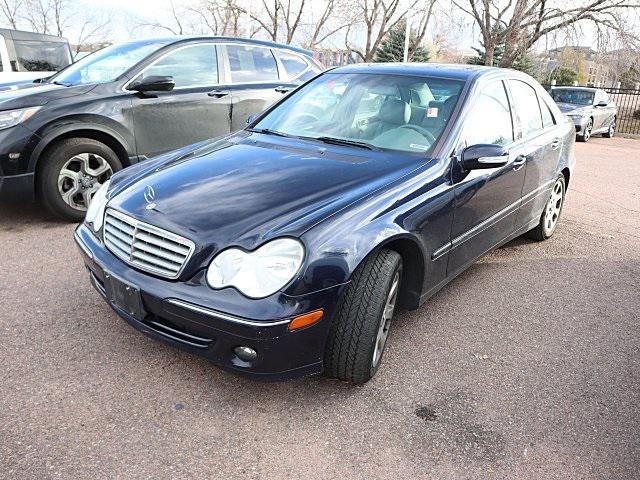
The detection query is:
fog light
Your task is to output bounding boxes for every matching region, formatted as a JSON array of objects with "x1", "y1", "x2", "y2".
[{"x1": 234, "y1": 346, "x2": 257, "y2": 361}]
